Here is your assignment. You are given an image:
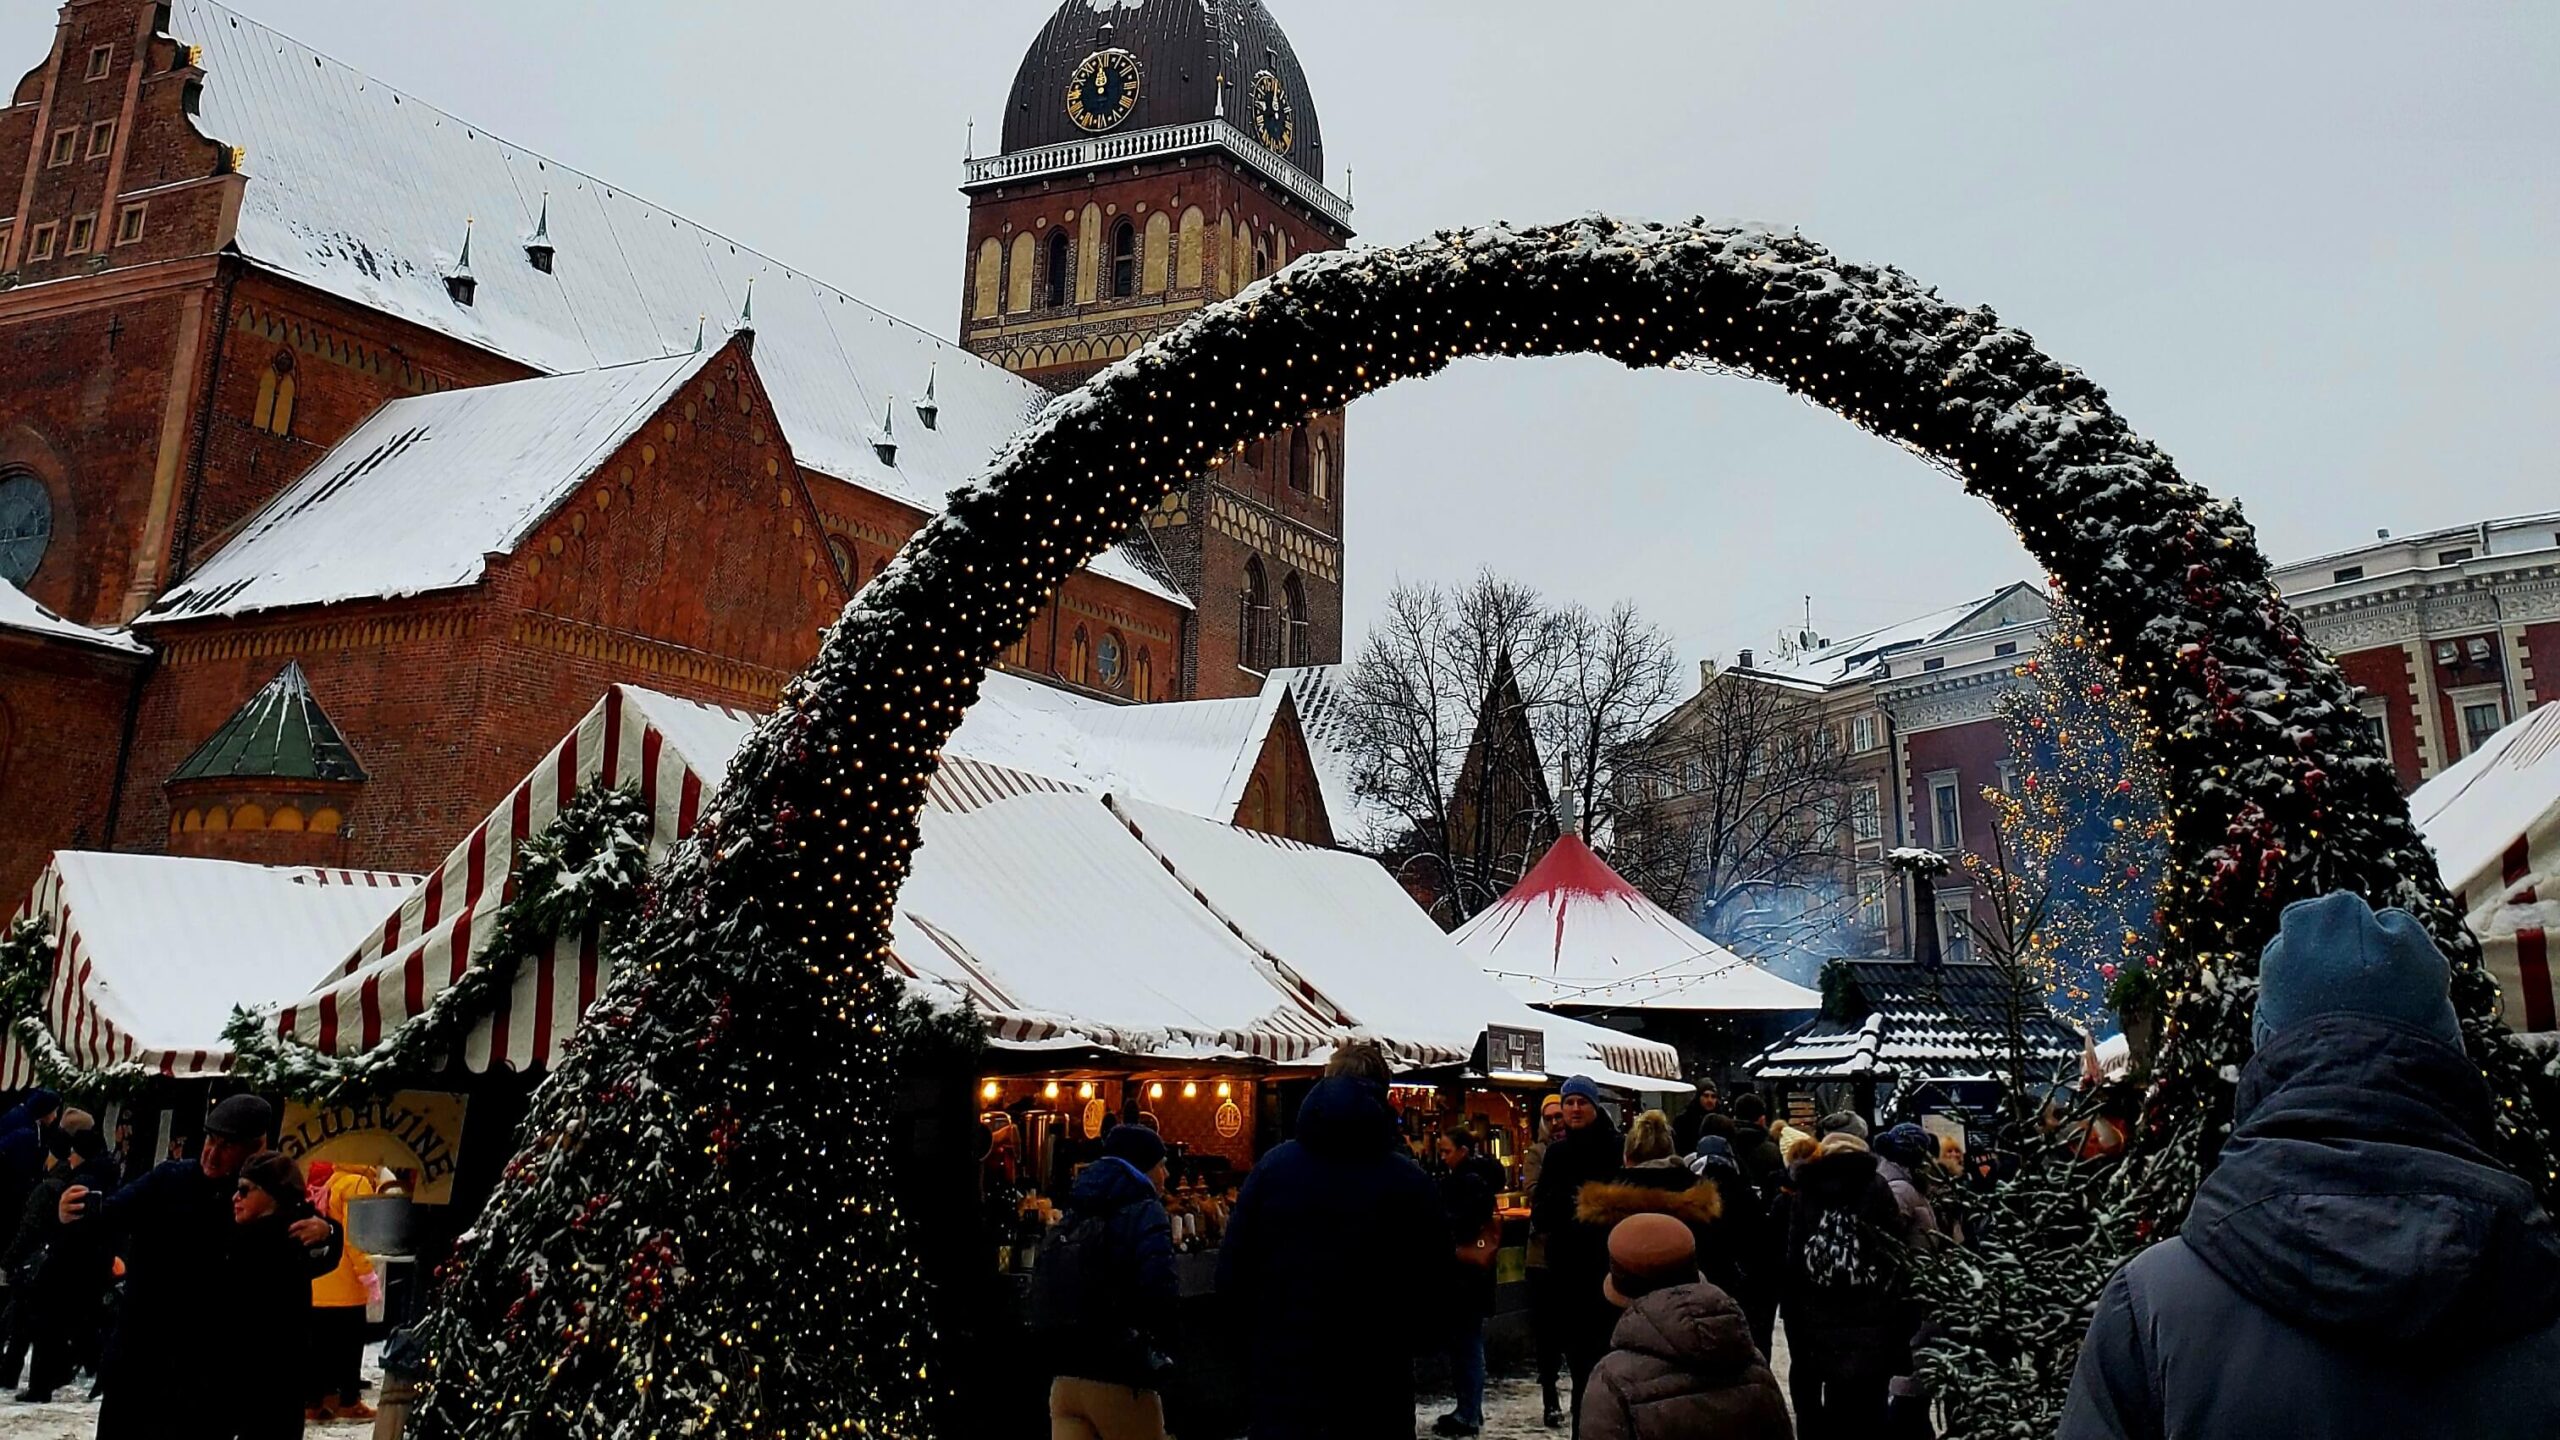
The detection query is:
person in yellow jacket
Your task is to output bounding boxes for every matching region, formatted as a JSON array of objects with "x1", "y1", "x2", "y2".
[{"x1": 304, "y1": 1160, "x2": 378, "y2": 1422}]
